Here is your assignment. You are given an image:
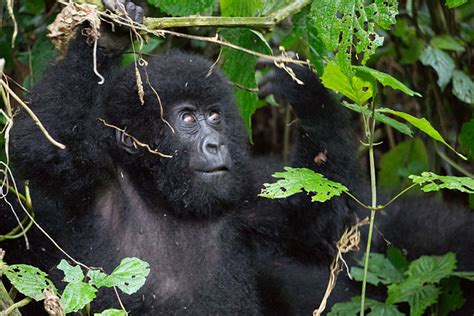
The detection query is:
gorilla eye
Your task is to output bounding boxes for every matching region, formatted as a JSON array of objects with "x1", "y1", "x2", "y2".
[
  {"x1": 182, "y1": 113, "x2": 196, "y2": 123},
  {"x1": 208, "y1": 111, "x2": 221, "y2": 123}
]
